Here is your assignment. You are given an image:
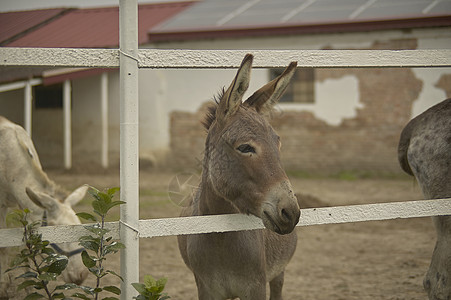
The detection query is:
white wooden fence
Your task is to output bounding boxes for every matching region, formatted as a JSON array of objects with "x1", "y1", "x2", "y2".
[{"x1": 1, "y1": 0, "x2": 451, "y2": 299}]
